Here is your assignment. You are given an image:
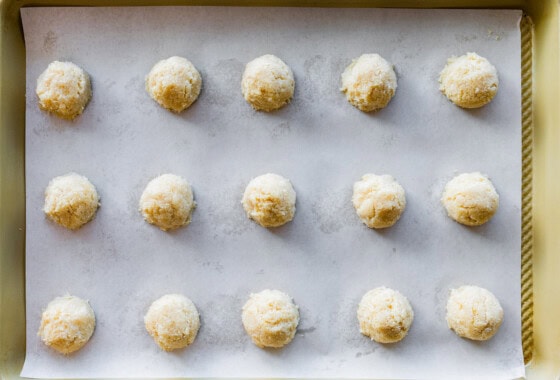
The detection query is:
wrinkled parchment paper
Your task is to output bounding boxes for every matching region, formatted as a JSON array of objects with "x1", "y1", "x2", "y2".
[{"x1": 21, "y1": 7, "x2": 524, "y2": 379}]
